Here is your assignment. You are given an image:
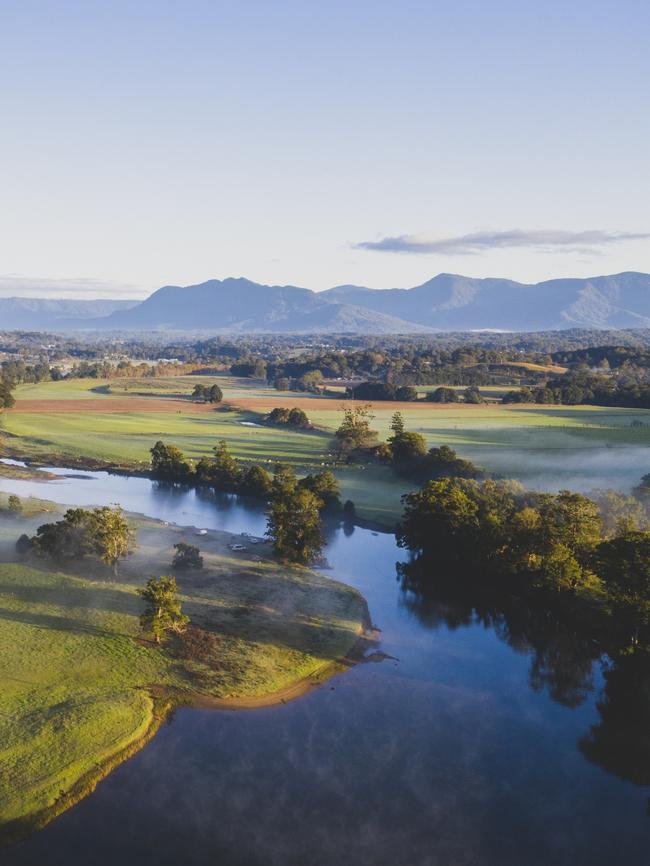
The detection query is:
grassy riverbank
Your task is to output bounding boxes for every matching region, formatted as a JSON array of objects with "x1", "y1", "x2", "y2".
[{"x1": 0, "y1": 509, "x2": 368, "y2": 839}]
